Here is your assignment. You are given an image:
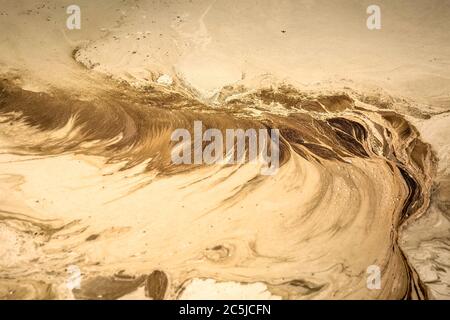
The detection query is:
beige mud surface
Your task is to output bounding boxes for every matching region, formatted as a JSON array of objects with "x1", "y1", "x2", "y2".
[{"x1": 0, "y1": 0, "x2": 449, "y2": 299}]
